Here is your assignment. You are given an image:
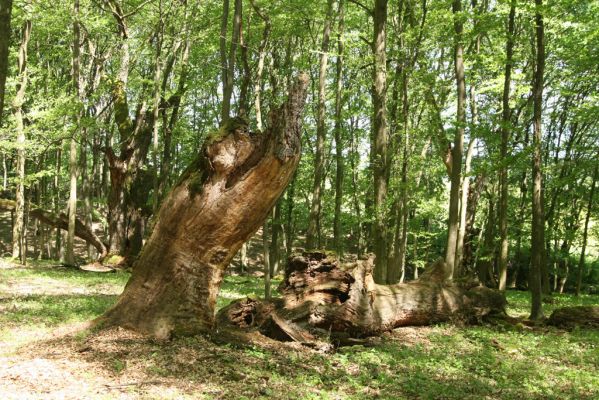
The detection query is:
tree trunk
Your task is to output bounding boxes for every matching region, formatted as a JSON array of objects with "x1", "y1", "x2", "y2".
[
  {"x1": 65, "y1": 0, "x2": 83, "y2": 266},
  {"x1": 151, "y1": 2, "x2": 164, "y2": 214},
  {"x1": 576, "y1": 162, "x2": 597, "y2": 296},
  {"x1": 97, "y1": 75, "x2": 308, "y2": 339},
  {"x1": 270, "y1": 202, "x2": 282, "y2": 275},
  {"x1": 284, "y1": 174, "x2": 296, "y2": 258},
  {"x1": 219, "y1": 0, "x2": 230, "y2": 120},
  {"x1": 445, "y1": 0, "x2": 466, "y2": 279},
  {"x1": 306, "y1": 0, "x2": 335, "y2": 250},
  {"x1": 0, "y1": 198, "x2": 108, "y2": 259},
  {"x1": 530, "y1": 0, "x2": 545, "y2": 321},
  {"x1": 498, "y1": 0, "x2": 516, "y2": 290},
  {"x1": 477, "y1": 194, "x2": 497, "y2": 287},
  {"x1": 218, "y1": 251, "x2": 506, "y2": 344},
  {"x1": 263, "y1": 221, "x2": 271, "y2": 299},
  {"x1": 221, "y1": 0, "x2": 242, "y2": 122},
  {"x1": 455, "y1": 138, "x2": 474, "y2": 276},
  {"x1": 333, "y1": 0, "x2": 345, "y2": 257},
  {"x1": 249, "y1": 0, "x2": 271, "y2": 132},
  {"x1": 0, "y1": 0, "x2": 12, "y2": 123},
  {"x1": 372, "y1": 0, "x2": 389, "y2": 284},
  {"x1": 11, "y1": 19, "x2": 32, "y2": 261}
]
